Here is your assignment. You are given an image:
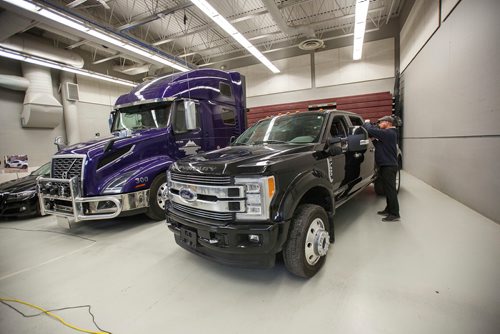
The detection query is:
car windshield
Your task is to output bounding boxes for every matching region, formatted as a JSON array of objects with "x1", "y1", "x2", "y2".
[
  {"x1": 112, "y1": 102, "x2": 172, "y2": 132},
  {"x1": 233, "y1": 113, "x2": 326, "y2": 145},
  {"x1": 31, "y1": 162, "x2": 51, "y2": 177}
]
